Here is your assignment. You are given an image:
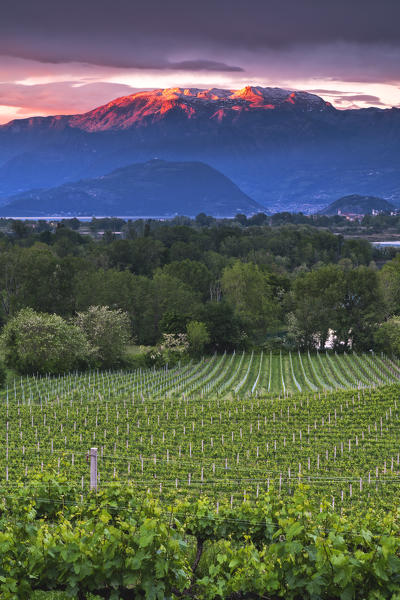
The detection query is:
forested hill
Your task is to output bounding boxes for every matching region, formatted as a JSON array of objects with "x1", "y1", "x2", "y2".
[
  {"x1": 319, "y1": 194, "x2": 395, "y2": 216},
  {"x1": 0, "y1": 160, "x2": 263, "y2": 217},
  {"x1": 0, "y1": 217, "x2": 398, "y2": 354}
]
